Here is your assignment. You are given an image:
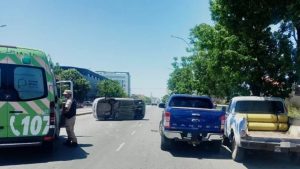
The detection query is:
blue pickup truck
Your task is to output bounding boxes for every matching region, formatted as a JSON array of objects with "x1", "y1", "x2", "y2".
[{"x1": 159, "y1": 94, "x2": 225, "y2": 151}]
